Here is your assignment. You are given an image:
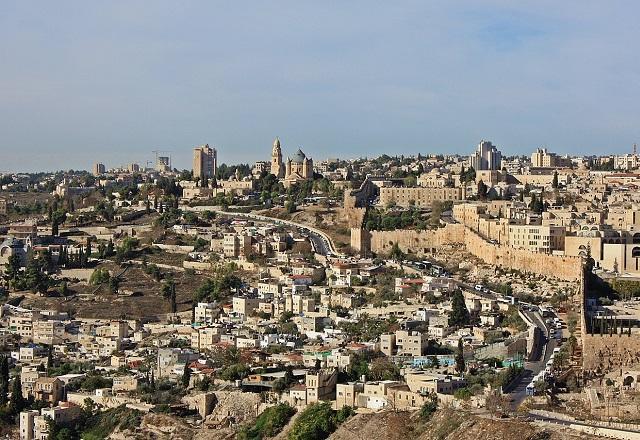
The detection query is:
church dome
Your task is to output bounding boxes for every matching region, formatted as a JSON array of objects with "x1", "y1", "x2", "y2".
[
  {"x1": 291, "y1": 148, "x2": 306, "y2": 164},
  {"x1": 272, "y1": 137, "x2": 281, "y2": 152}
]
